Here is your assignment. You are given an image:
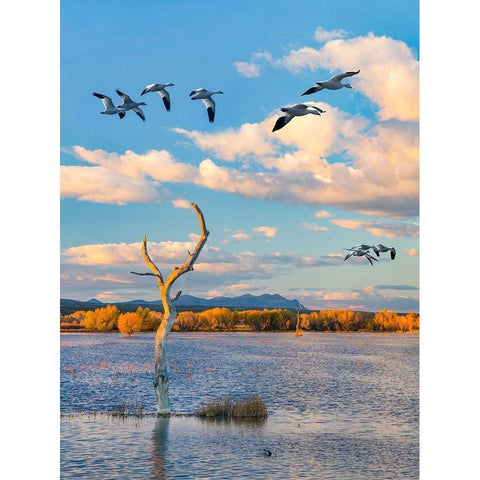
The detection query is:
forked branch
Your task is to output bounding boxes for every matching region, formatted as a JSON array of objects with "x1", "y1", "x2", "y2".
[{"x1": 130, "y1": 203, "x2": 209, "y2": 294}]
